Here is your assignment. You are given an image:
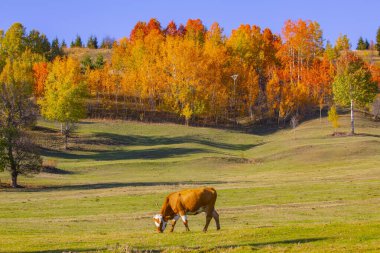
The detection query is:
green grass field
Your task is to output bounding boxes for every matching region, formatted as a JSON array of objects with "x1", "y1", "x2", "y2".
[{"x1": 0, "y1": 113, "x2": 380, "y2": 252}]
